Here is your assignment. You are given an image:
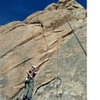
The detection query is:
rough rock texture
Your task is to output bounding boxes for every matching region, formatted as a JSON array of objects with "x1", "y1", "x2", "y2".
[{"x1": 0, "y1": 0, "x2": 86, "y2": 100}]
